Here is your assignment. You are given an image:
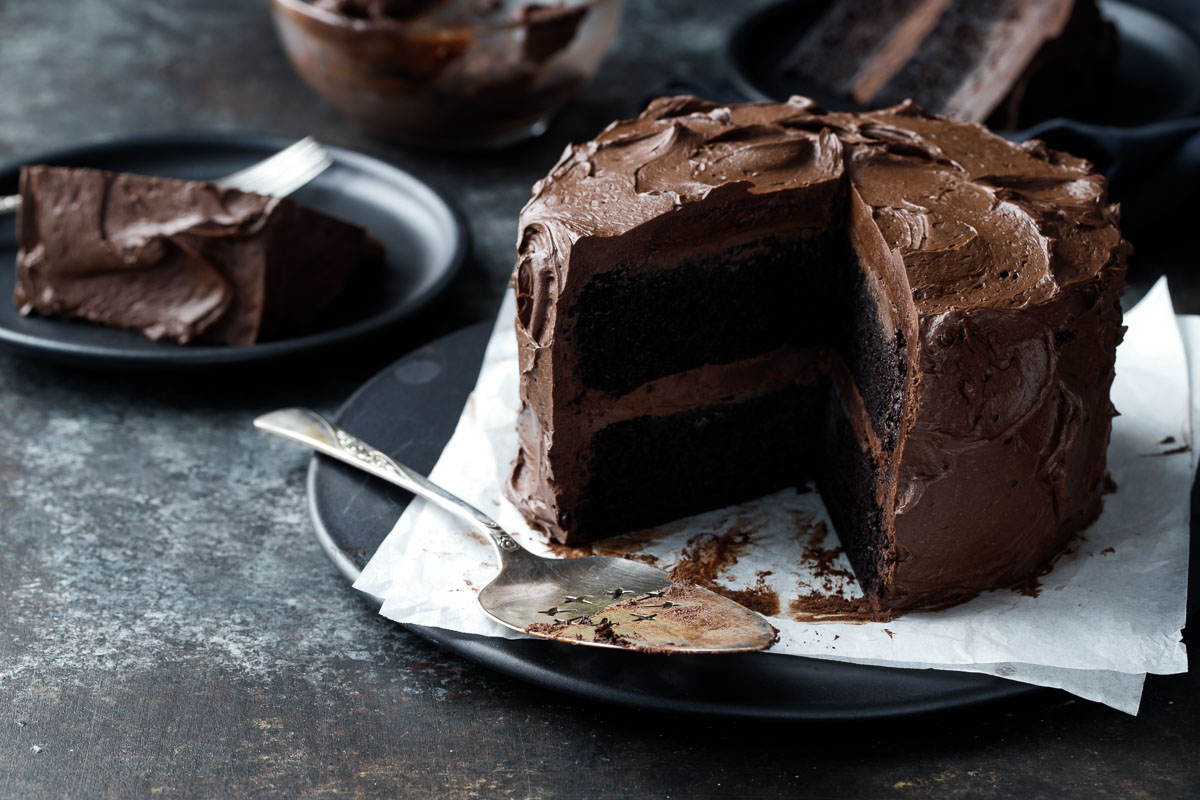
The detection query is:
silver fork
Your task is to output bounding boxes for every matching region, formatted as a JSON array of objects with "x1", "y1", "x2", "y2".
[{"x1": 0, "y1": 136, "x2": 333, "y2": 215}]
